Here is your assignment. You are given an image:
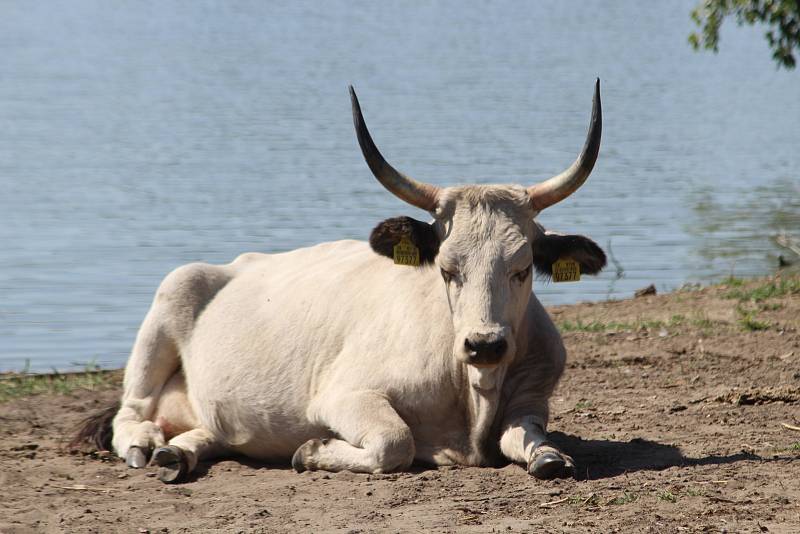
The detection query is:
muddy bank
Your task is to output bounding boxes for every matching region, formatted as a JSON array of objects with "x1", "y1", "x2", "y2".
[{"x1": 1, "y1": 276, "x2": 799, "y2": 533}]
